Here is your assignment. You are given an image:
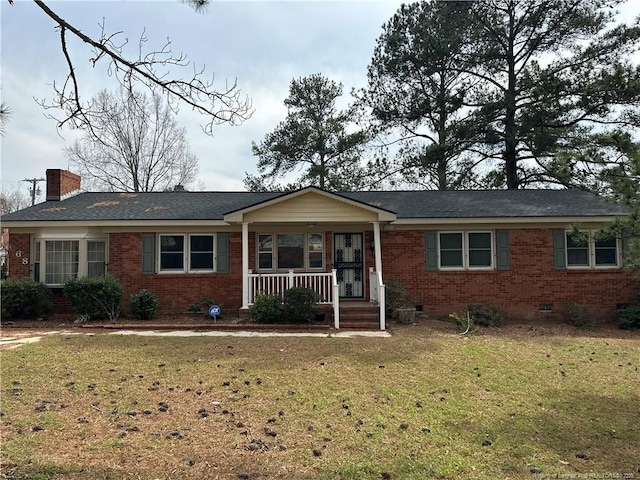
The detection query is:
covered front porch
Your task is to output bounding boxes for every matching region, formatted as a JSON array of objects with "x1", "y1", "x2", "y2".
[{"x1": 222, "y1": 188, "x2": 397, "y2": 330}]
